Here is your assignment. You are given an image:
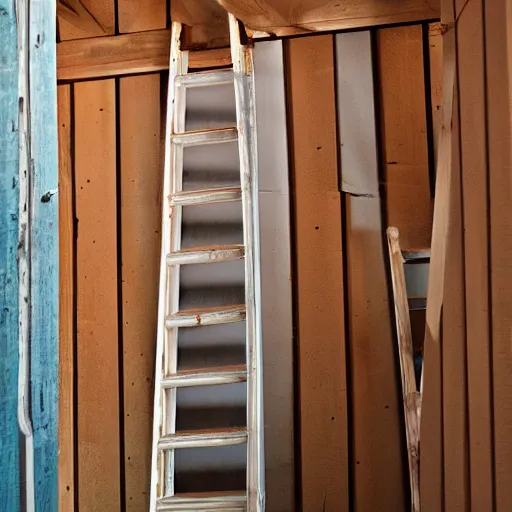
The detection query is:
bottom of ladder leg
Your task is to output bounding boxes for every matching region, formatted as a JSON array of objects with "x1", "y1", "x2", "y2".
[{"x1": 157, "y1": 491, "x2": 247, "y2": 511}]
